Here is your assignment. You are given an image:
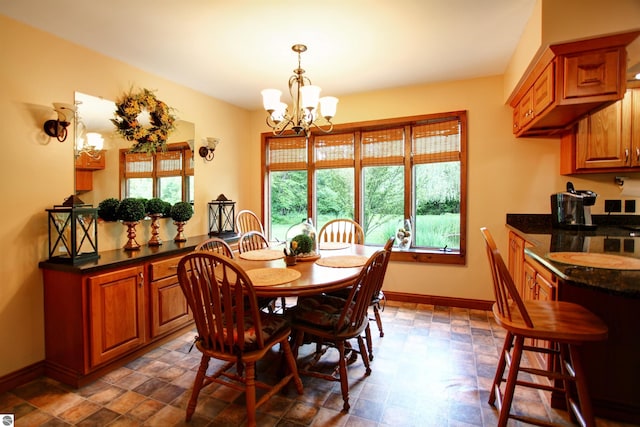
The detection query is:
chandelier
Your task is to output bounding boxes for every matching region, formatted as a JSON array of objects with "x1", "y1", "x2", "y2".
[{"x1": 261, "y1": 44, "x2": 338, "y2": 137}]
